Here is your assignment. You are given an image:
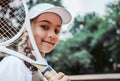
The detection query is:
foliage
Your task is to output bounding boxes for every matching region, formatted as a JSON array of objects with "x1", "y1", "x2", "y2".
[{"x1": 27, "y1": 0, "x2": 62, "y2": 8}]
